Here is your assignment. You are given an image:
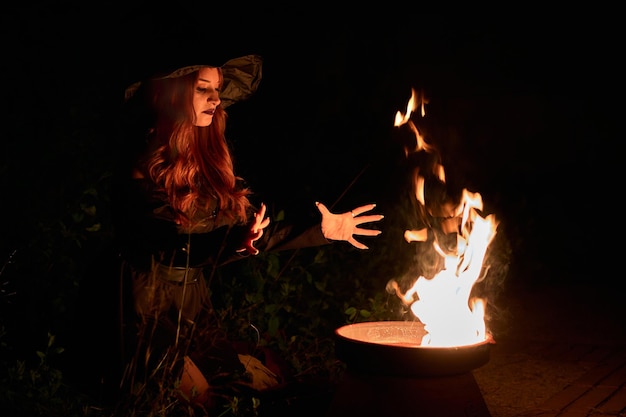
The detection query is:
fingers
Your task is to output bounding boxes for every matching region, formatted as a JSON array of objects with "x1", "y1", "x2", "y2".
[
  {"x1": 316, "y1": 201, "x2": 383, "y2": 250},
  {"x1": 253, "y1": 203, "x2": 270, "y2": 233},
  {"x1": 258, "y1": 217, "x2": 270, "y2": 230},
  {"x1": 237, "y1": 244, "x2": 259, "y2": 256},
  {"x1": 354, "y1": 227, "x2": 383, "y2": 237},
  {"x1": 350, "y1": 203, "x2": 378, "y2": 217},
  {"x1": 242, "y1": 245, "x2": 259, "y2": 256},
  {"x1": 316, "y1": 201, "x2": 380, "y2": 220},
  {"x1": 353, "y1": 214, "x2": 384, "y2": 225},
  {"x1": 247, "y1": 227, "x2": 264, "y2": 255},
  {"x1": 242, "y1": 204, "x2": 269, "y2": 256},
  {"x1": 350, "y1": 206, "x2": 383, "y2": 249},
  {"x1": 348, "y1": 237, "x2": 368, "y2": 250},
  {"x1": 257, "y1": 202, "x2": 267, "y2": 219}
]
